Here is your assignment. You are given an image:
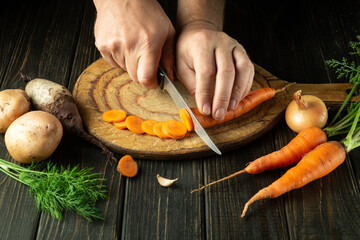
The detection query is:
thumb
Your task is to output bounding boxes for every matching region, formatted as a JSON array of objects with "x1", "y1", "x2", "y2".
[
  {"x1": 160, "y1": 32, "x2": 175, "y2": 81},
  {"x1": 137, "y1": 51, "x2": 161, "y2": 89}
]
